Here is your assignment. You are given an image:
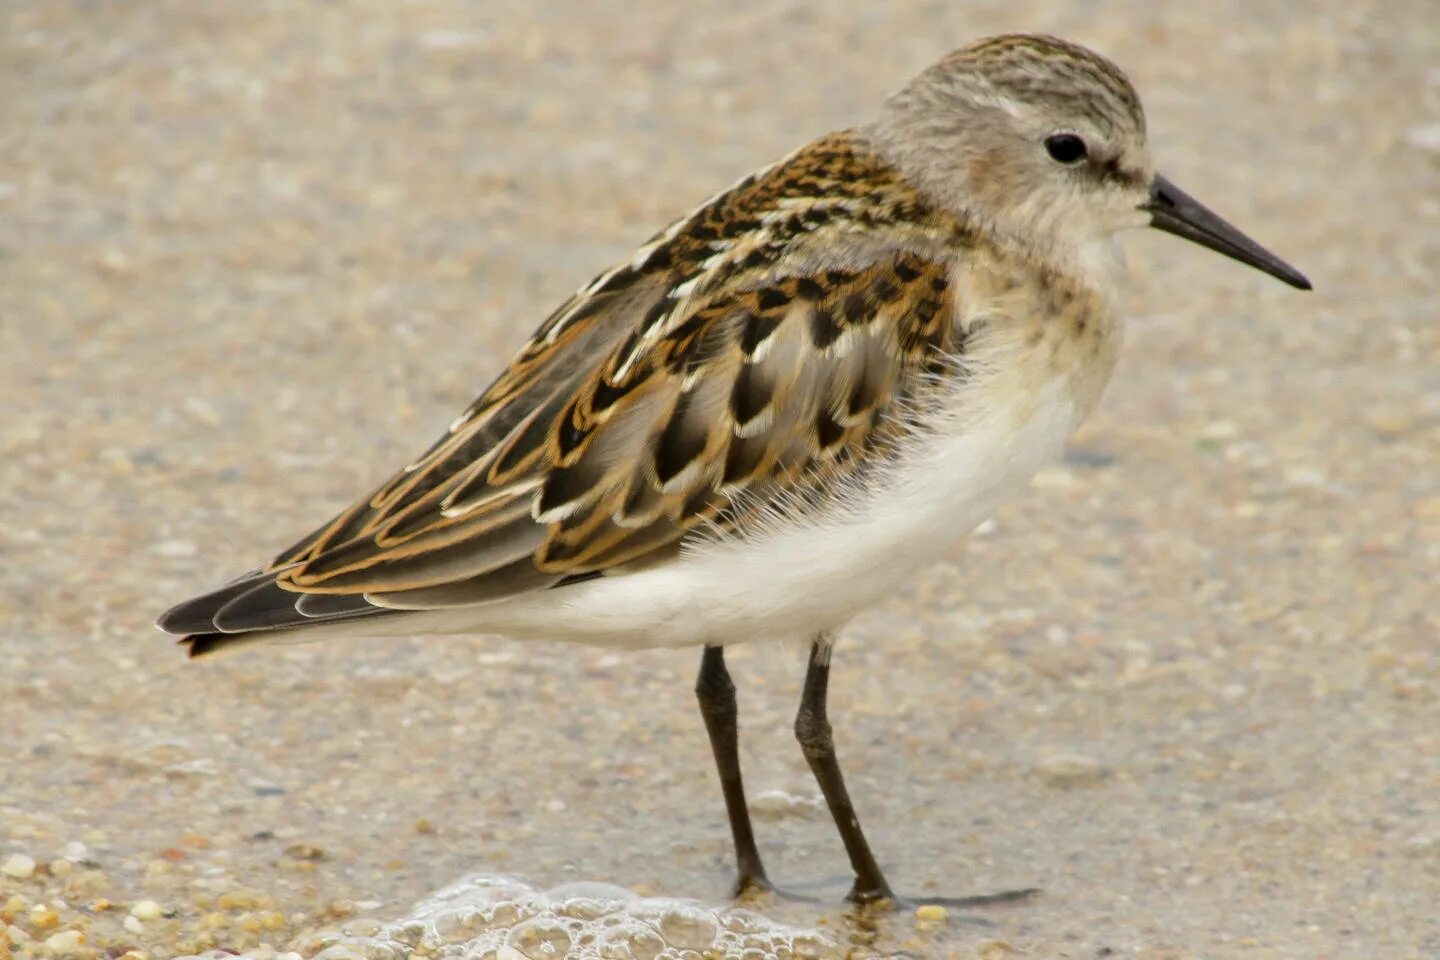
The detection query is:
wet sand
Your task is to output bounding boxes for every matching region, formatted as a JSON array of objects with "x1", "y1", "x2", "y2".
[{"x1": 2, "y1": 1, "x2": 1437, "y2": 957}]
